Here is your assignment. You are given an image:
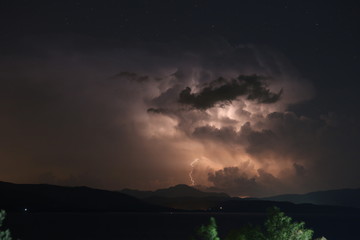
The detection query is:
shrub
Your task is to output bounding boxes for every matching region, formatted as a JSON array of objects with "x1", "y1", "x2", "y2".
[
  {"x1": 198, "y1": 207, "x2": 326, "y2": 240},
  {"x1": 265, "y1": 207, "x2": 313, "y2": 240},
  {"x1": 225, "y1": 224, "x2": 265, "y2": 240},
  {"x1": 194, "y1": 217, "x2": 220, "y2": 240},
  {"x1": 0, "y1": 210, "x2": 12, "y2": 240}
]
